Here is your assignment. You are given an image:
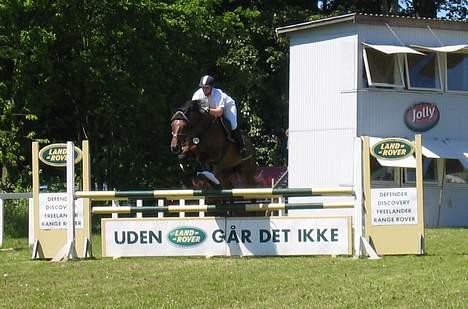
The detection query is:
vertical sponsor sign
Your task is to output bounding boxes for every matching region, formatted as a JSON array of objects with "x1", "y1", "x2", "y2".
[
  {"x1": 39, "y1": 193, "x2": 84, "y2": 229},
  {"x1": 371, "y1": 188, "x2": 417, "y2": 225},
  {"x1": 363, "y1": 135, "x2": 425, "y2": 256},
  {"x1": 32, "y1": 141, "x2": 91, "y2": 259}
]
